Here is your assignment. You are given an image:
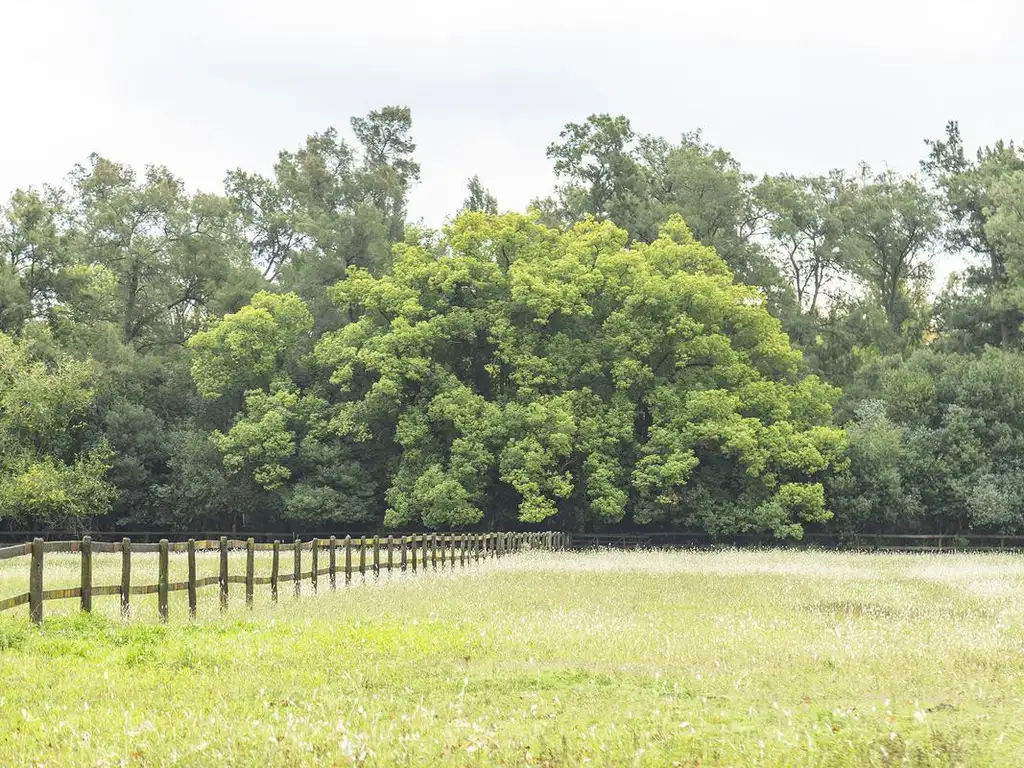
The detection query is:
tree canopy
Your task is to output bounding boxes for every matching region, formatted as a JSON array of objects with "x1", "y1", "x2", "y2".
[{"x1": 3, "y1": 107, "x2": 1024, "y2": 538}]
